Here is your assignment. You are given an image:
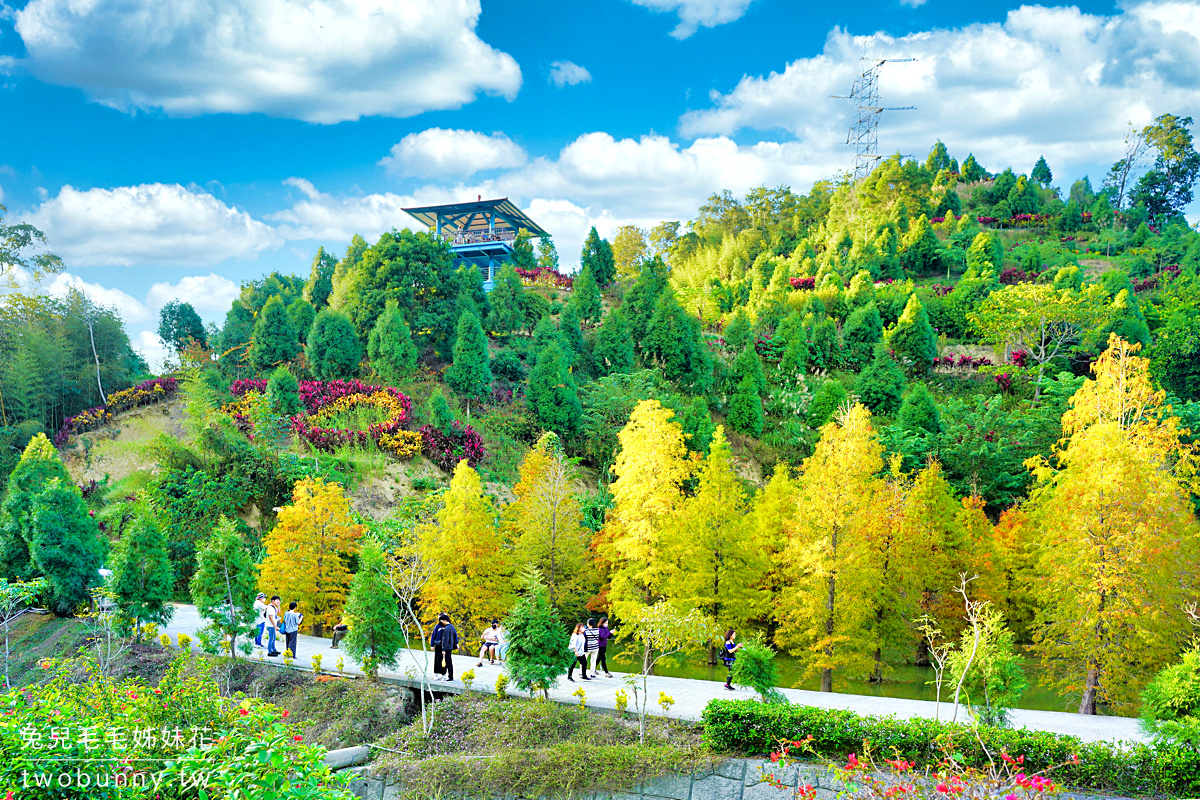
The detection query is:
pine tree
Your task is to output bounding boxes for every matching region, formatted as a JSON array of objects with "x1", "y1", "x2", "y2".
[
  {"x1": 594, "y1": 307, "x2": 635, "y2": 376},
  {"x1": 776, "y1": 312, "x2": 808, "y2": 380},
  {"x1": 558, "y1": 303, "x2": 586, "y2": 365},
  {"x1": 596, "y1": 400, "x2": 692, "y2": 620},
  {"x1": 581, "y1": 227, "x2": 616, "y2": 286},
  {"x1": 1031, "y1": 156, "x2": 1053, "y2": 187},
  {"x1": 248, "y1": 295, "x2": 299, "y2": 372},
  {"x1": 661, "y1": 428, "x2": 767, "y2": 644},
  {"x1": 109, "y1": 507, "x2": 175, "y2": 632},
  {"x1": 901, "y1": 215, "x2": 942, "y2": 275},
  {"x1": 509, "y1": 433, "x2": 592, "y2": 618},
  {"x1": 536, "y1": 237, "x2": 560, "y2": 272},
  {"x1": 898, "y1": 383, "x2": 941, "y2": 436},
  {"x1": 287, "y1": 298, "x2": 316, "y2": 343},
  {"x1": 645, "y1": 290, "x2": 712, "y2": 391},
  {"x1": 732, "y1": 343, "x2": 765, "y2": 396},
  {"x1": 961, "y1": 154, "x2": 987, "y2": 182},
  {"x1": 727, "y1": 375, "x2": 764, "y2": 436},
  {"x1": 306, "y1": 308, "x2": 363, "y2": 380},
  {"x1": 342, "y1": 537, "x2": 406, "y2": 677},
  {"x1": 807, "y1": 379, "x2": 848, "y2": 428},
  {"x1": 367, "y1": 300, "x2": 418, "y2": 384},
  {"x1": 855, "y1": 346, "x2": 906, "y2": 416},
  {"x1": 843, "y1": 302, "x2": 883, "y2": 370},
  {"x1": 504, "y1": 569, "x2": 574, "y2": 698},
  {"x1": 30, "y1": 480, "x2": 106, "y2": 616},
  {"x1": 0, "y1": 434, "x2": 71, "y2": 579},
  {"x1": 778, "y1": 404, "x2": 884, "y2": 692},
  {"x1": 266, "y1": 366, "x2": 302, "y2": 417},
  {"x1": 189, "y1": 516, "x2": 258, "y2": 656},
  {"x1": 445, "y1": 311, "x2": 492, "y2": 410},
  {"x1": 888, "y1": 294, "x2": 938, "y2": 376},
  {"x1": 258, "y1": 479, "x2": 364, "y2": 633},
  {"x1": 625, "y1": 256, "x2": 669, "y2": 344},
  {"x1": 304, "y1": 246, "x2": 338, "y2": 308},
  {"x1": 417, "y1": 461, "x2": 512, "y2": 634},
  {"x1": 487, "y1": 265, "x2": 526, "y2": 335},
  {"x1": 723, "y1": 309, "x2": 752, "y2": 353},
  {"x1": 570, "y1": 265, "x2": 602, "y2": 324},
  {"x1": 526, "y1": 342, "x2": 582, "y2": 435}
]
